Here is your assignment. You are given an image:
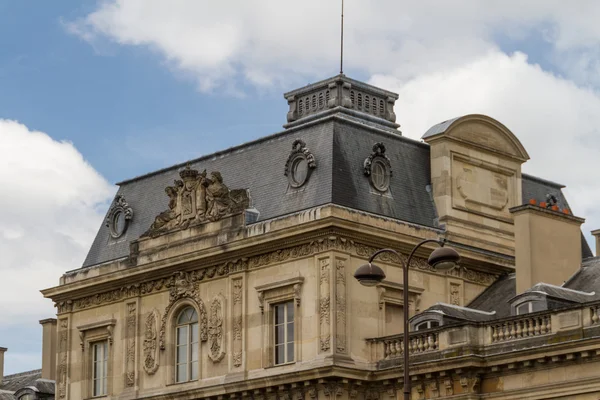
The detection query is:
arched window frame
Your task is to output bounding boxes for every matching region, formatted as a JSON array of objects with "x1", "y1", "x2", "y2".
[{"x1": 166, "y1": 300, "x2": 203, "y2": 384}]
